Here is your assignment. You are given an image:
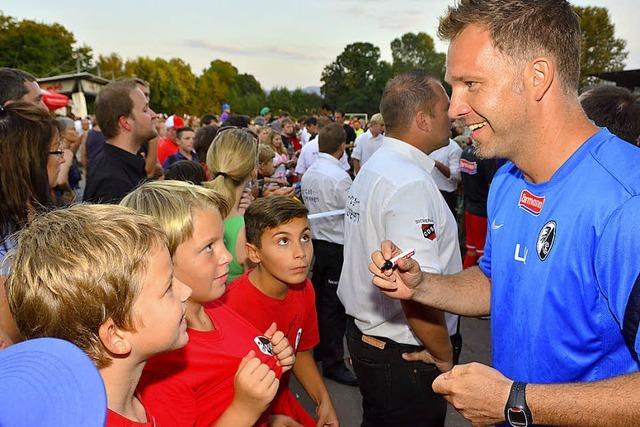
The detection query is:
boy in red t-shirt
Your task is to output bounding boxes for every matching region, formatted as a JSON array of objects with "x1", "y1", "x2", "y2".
[
  {"x1": 223, "y1": 196, "x2": 338, "y2": 426},
  {"x1": 6, "y1": 204, "x2": 192, "y2": 427},
  {"x1": 122, "y1": 181, "x2": 297, "y2": 427}
]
